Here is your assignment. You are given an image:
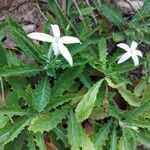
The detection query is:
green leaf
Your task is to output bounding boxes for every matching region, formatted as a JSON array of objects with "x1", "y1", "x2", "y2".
[
  {"x1": 0, "y1": 44, "x2": 7, "y2": 67},
  {"x1": 125, "y1": 100, "x2": 150, "y2": 121},
  {"x1": 0, "y1": 106, "x2": 33, "y2": 116},
  {"x1": 0, "y1": 65, "x2": 42, "y2": 77},
  {"x1": 80, "y1": 127, "x2": 95, "y2": 150},
  {"x1": 47, "y1": 0, "x2": 69, "y2": 29},
  {"x1": 109, "y1": 124, "x2": 117, "y2": 150},
  {"x1": 0, "y1": 117, "x2": 31, "y2": 145},
  {"x1": 27, "y1": 133, "x2": 36, "y2": 150},
  {"x1": 128, "y1": 119, "x2": 150, "y2": 128},
  {"x1": 73, "y1": 7, "x2": 95, "y2": 16},
  {"x1": 6, "y1": 77, "x2": 28, "y2": 98},
  {"x1": 6, "y1": 51, "x2": 22, "y2": 66},
  {"x1": 101, "y1": 4, "x2": 124, "y2": 28},
  {"x1": 0, "y1": 21, "x2": 8, "y2": 33},
  {"x1": 94, "y1": 120, "x2": 112, "y2": 149},
  {"x1": 122, "y1": 128, "x2": 137, "y2": 150},
  {"x1": 53, "y1": 127, "x2": 68, "y2": 147},
  {"x1": 51, "y1": 67, "x2": 83, "y2": 99},
  {"x1": 67, "y1": 110, "x2": 81, "y2": 150},
  {"x1": 29, "y1": 106, "x2": 69, "y2": 133},
  {"x1": 47, "y1": 94, "x2": 82, "y2": 110},
  {"x1": 7, "y1": 17, "x2": 44, "y2": 63},
  {"x1": 137, "y1": 131, "x2": 150, "y2": 148},
  {"x1": 75, "y1": 79, "x2": 104, "y2": 122},
  {"x1": 131, "y1": 0, "x2": 150, "y2": 23},
  {"x1": 34, "y1": 133, "x2": 46, "y2": 150},
  {"x1": 0, "y1": 116, "x2": 9, "y2": 129},
  {"x1": 24, "y1": 85, "x2": 35, "y2": 107},
  {"x1": 117, "y1": 86, "x2": 141, "y2": 107},
  {"x1": 67, "y1": 110, "x2": 94, "y2": 150},
  {"x1": 118, "y1": 136, "x2": 125, "y2": 150},
  {"x1": 34, "y1": 76, "x2": 51, "y2": 112},
  {"x1": 98, "y1": 38, "x2": 108, "y2": 70}
]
